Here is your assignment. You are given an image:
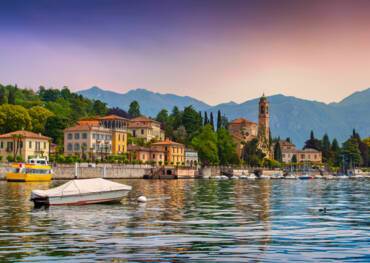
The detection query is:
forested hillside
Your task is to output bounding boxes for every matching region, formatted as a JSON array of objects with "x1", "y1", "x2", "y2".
[{"x1": 0, "y1": 84, "x2": 108, "y2": 145}]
